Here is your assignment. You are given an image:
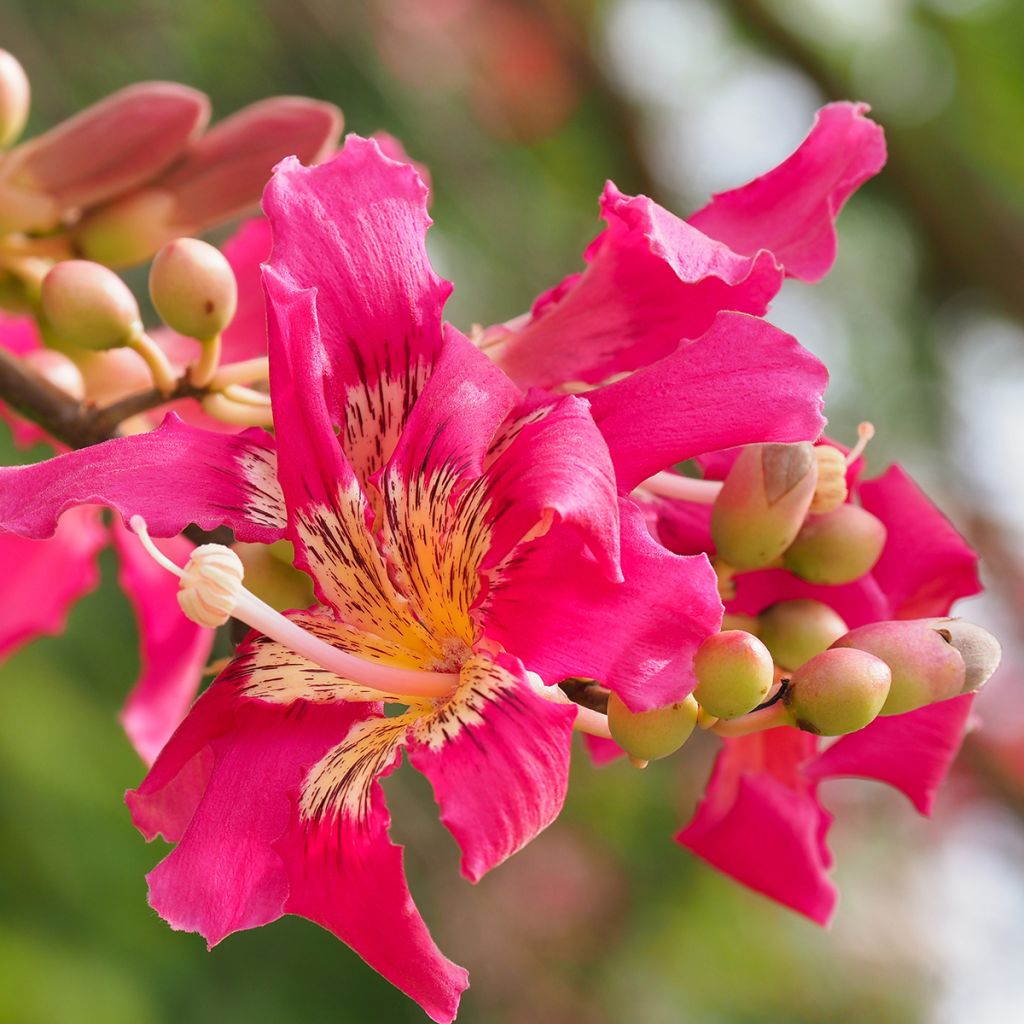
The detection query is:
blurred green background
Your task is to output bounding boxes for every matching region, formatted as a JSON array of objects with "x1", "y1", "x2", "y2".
[{"x1": 3, "y1": 0, "x2": 1024, "y2": 1021}]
